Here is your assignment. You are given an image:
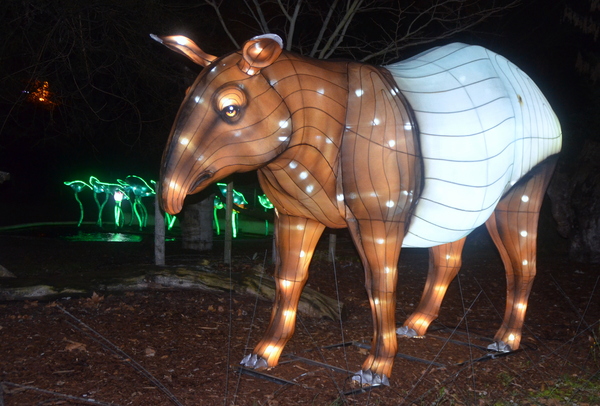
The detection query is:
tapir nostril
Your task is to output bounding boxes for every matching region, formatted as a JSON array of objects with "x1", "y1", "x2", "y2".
[{"x1": 189, "y1": 171, "x2": 214, "y2": 193}]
